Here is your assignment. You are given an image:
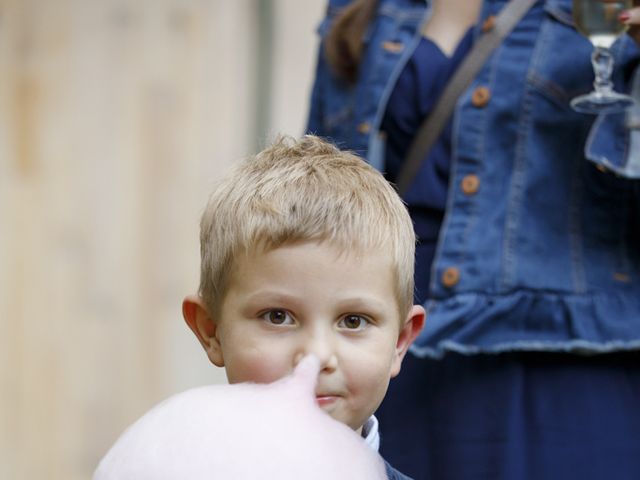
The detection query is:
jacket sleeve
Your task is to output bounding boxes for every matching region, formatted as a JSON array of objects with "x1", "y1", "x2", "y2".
[
  {"x1": 306, "y1": 41, "x2": 327, "y2": 136},
  {"x1": 585, "y1": 35, "x2": 640, "y2": 179},
  {"x1": 305, "y1": 0, "x2": 354, "y2": 136}
]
